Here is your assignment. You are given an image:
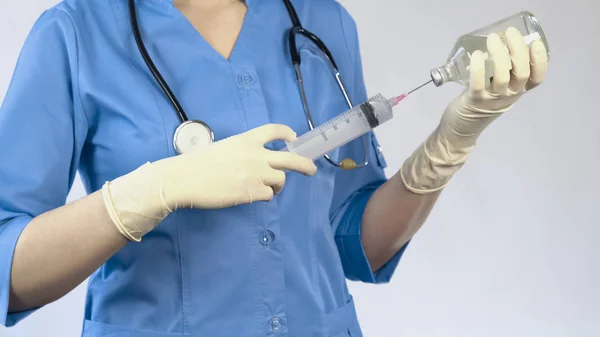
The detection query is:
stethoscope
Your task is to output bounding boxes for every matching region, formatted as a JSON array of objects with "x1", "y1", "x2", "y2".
[{"x1": 128, "y1": 0, "x2": 370, "y2": 170}]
